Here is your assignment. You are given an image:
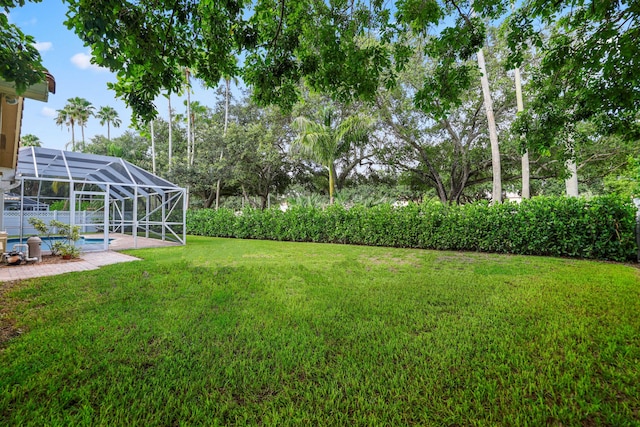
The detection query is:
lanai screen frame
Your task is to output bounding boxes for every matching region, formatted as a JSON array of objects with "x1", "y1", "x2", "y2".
[{"x1": 13, "y1": 147, "x2": 186, "y2": 249}]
